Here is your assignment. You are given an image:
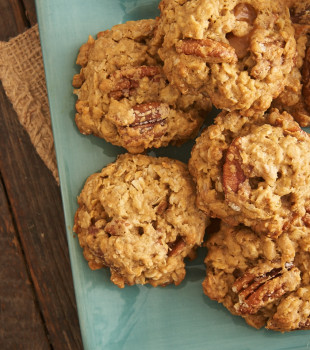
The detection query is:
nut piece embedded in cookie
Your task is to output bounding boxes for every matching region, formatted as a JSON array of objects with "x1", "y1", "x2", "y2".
[
  {"x1": 116, "y1": 102, "x2": 169, "y2": 147},
  {"x1": 73, "y1": 153, "x2": 209, "y2": 288},
  {"x1": 203, "y1": 221, "x2": 310, "y2": 331},
  {"x1": 101, "y1": 66, "x2": 161, "y2": 100},
  {"x1": 233, "y1": 263, "x2": 300, "y2": 315},
  {"x1": 189, "y1": 109, "x2": 310, "y2": 237},
  {"x1": 222, "y1": 138, "x2": 246, "y2": 194},
  {"x1": 73, "y1": 19, "x2": 212, "y2": 154},
  {"x1": 175, "y1": 38, "x2": 238, "y2": 63}
]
